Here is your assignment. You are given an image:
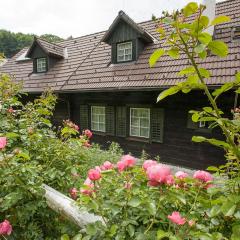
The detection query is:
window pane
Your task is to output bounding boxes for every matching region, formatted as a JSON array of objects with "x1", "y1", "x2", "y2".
[
  {"x1": 131, "y1": 126, "x2": 139, "y2": 136},
  {"x1": 140, "y1": 128, "x2": 149, "y2": 138},
  {"x1": 131, "y1": 117, "x2": 139, "y2": 127},
  {"x1": 117, "y1": 42, "x2": 132, "y2": 62},
  {"x1": 130, "y1": 108, "x2": 150, "y2": 138},
  {"x1": 91, "y1": 106, "x2": 106, "y2": 132},
  {"x1": 141, "y1": 118, "x2": 149, "y2": 128}
]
